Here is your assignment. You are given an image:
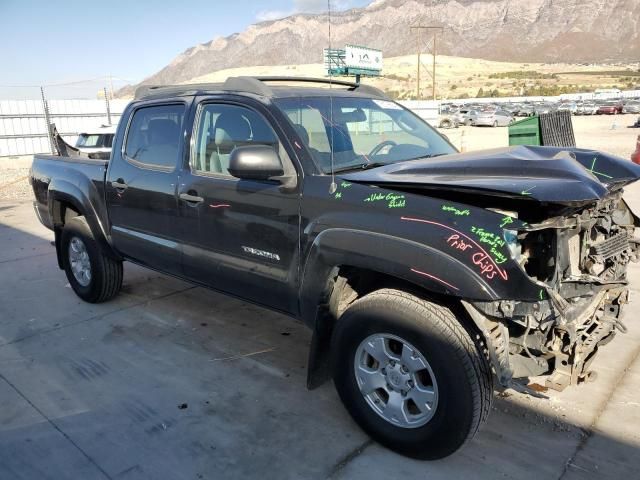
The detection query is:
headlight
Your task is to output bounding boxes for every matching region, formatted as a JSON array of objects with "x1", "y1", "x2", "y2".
[{"x1": 503, "y1": 228, "x2": 525, "y2": 265}]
